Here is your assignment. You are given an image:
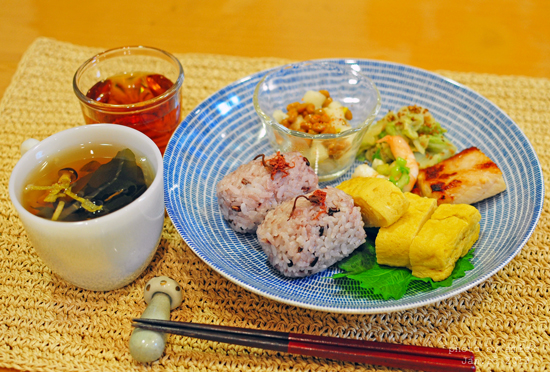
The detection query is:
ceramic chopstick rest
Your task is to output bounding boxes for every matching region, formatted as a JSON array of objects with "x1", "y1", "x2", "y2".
[{"x1": 129, "y1": 276, "x2": 183, "y2": 362}]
